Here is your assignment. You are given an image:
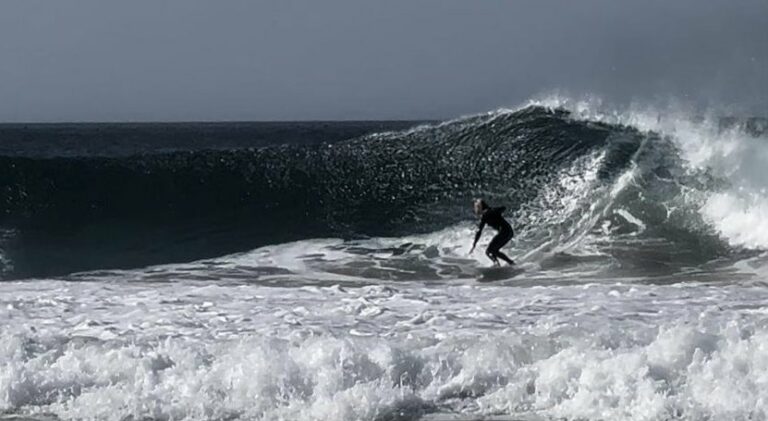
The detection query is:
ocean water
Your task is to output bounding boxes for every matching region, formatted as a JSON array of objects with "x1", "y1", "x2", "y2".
[{"x1": 0, "y1": 101, "x2": 767, "y2": 420}]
